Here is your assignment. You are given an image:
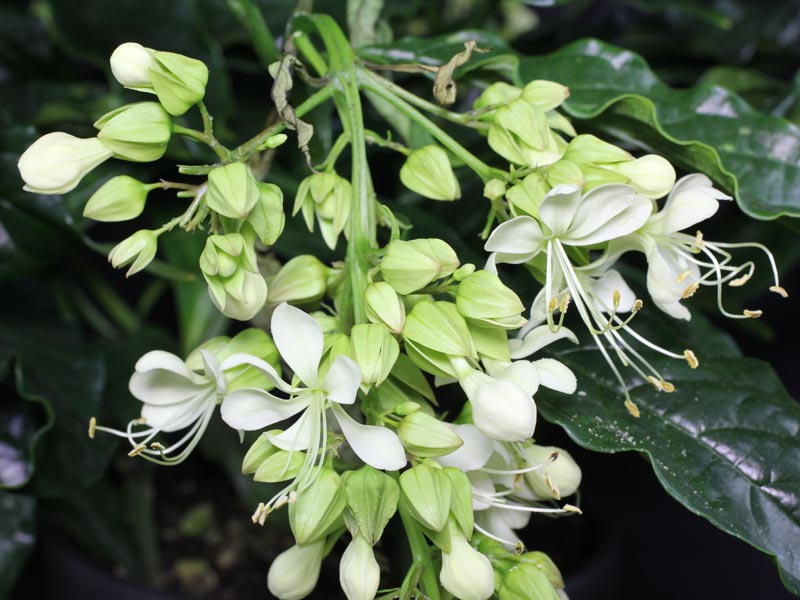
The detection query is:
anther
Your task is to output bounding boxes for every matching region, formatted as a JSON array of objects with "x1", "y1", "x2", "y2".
[
  {"x1": 273, "y1": 494, "x2": 290, "y2": 510},
  {"x1": 682, "y1": 282, "x2": 699, "y2": 299},
  {"x1": 612, "y1": 290, "x2": 621, "y2": 309},
  {"x1": 729, "y1": 273, "x2": 751, "y2": 287},
  {"x1": 743, "y1": 309, "x2": 763, "y2": 318},
  {"x1": 692, "y1": 231, "x2": 705, "y2": 250},
  {"x1": 128, "y1": 444, "x2": 147, "y2": 457},
  {"x1": 288, "y1": 491, "x2": 298, "y2": 504},
  {"x1": 548, "y1": 297, "x2": 558, "y2": 313},
  {"x1": 88, "y1": 417, "x2": 97, "y2": 439},
  {"x1": 545, "y1": 472, "x2": 561, "y2": 500},
  {"x1": 559, "y1": 293, "x2": 571, "y2": 314},
  {"x1": 661, "y1": 381, "x2": 675, "y2": 393},
  {"x1": 624, "y1": 398, "x2": 640, "y2": 418},
  {"x1": 548, "y1": 451, "x2": 559, "y2": 463},
  {"x1": 770, "y1": 285, "x2": 789, "y2": 298},
  {"x1": 676, "y1": 270, "x2": 691, "y2": 283},
  {"x1": 133, "y1": 417, "x2": 148, "y2": 425},
  {"x1": 251, "y1": 503, "x2": 266, "y2": 524},
  {"x1": 563, "y1": 504, "x2": 583, "y2": 514},
  {"x1": 632, "y1": 299, "x2": 644, "y2": 312},
  {"x1": 150, "y1": 442, "x2": 166, "y2": 452},
  {"x1": 684, "y1": 349, "x2": 699, "y2": 369}
]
